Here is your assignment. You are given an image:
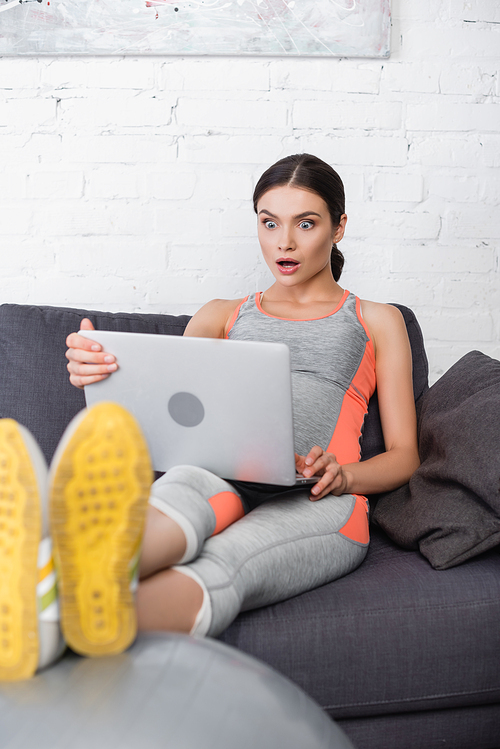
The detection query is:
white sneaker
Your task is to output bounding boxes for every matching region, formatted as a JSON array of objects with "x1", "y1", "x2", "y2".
[{"x1": 49, "y1": 402, "x2": 152, "y2": 657}]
